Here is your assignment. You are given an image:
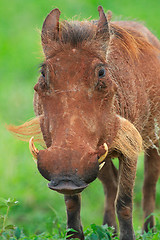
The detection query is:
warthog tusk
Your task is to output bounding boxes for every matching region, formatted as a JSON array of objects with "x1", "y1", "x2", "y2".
[
  {"x1": 99, "y1": 161, "x2": 105, "y2": 170},
  {"x1": 98, "y1": 143, "x2": 108, "y2": 164},
  {"x1": 29, "y1": 137, "x2": 39, "y2": 163}
]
